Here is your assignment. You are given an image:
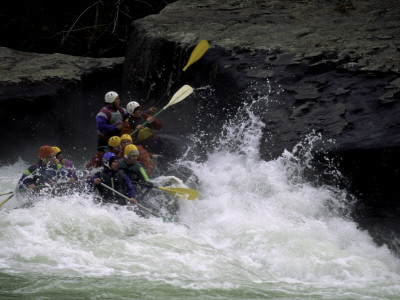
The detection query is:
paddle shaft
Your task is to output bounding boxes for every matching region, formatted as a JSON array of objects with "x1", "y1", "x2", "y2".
[
  {"x1": 99, "y1": 182, "x2": 173, "y2": 222},
  {"x1": 129, "y1": 107, "x2": 165, "y2": 136},
  {"x1": 0, "y1": 193, "x2": 13, "y2": 208},
  {"x1": 0, "y1": 191, "x2": 13, "y2": 197}
]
